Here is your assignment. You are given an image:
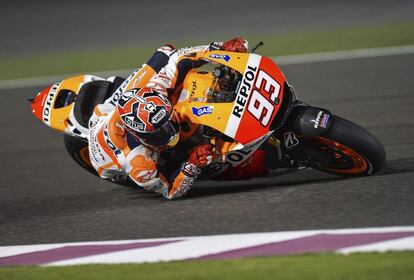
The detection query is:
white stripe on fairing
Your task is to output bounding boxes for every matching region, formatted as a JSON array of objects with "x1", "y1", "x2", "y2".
[
  {"x1": 1, "y1": 45, "x2": 414, "y2": 91},
  {"x1": 1, "y1": 226, "x2": 413, "y2": 265},
  {"x1": 224, "y1": 54, "x2": 261, "y2": 138}
]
